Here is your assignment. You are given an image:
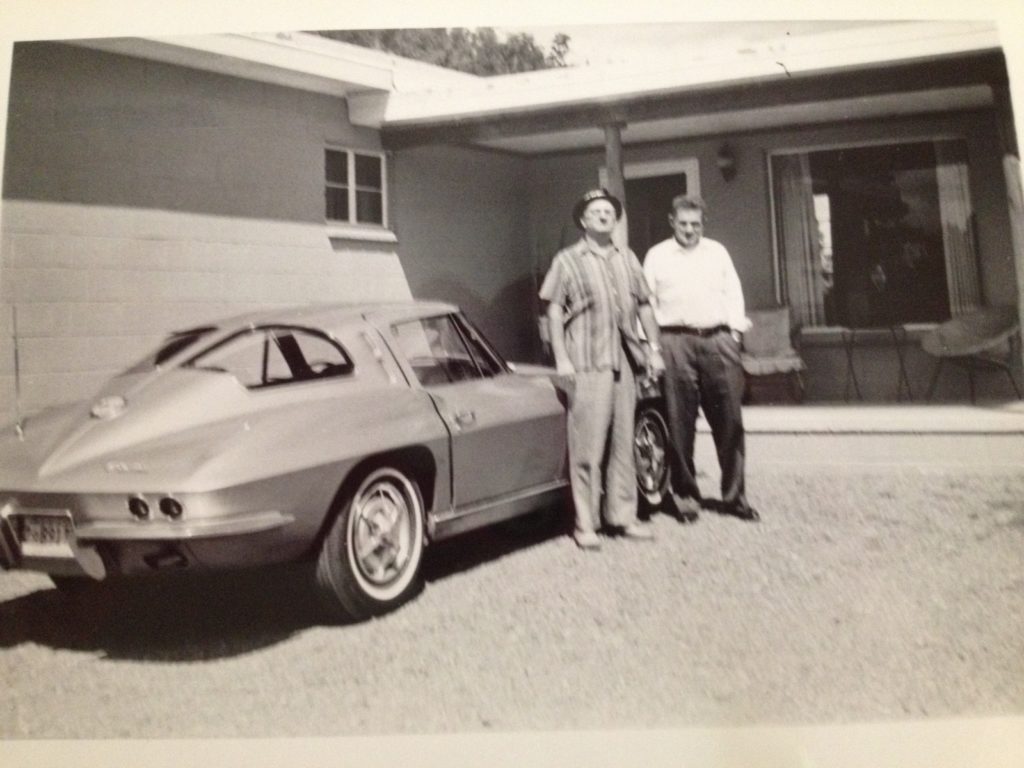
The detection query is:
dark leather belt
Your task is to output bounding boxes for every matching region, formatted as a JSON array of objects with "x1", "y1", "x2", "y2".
[{"x1": 661, "y1": 324, "x2": 730, "y2": 338}]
